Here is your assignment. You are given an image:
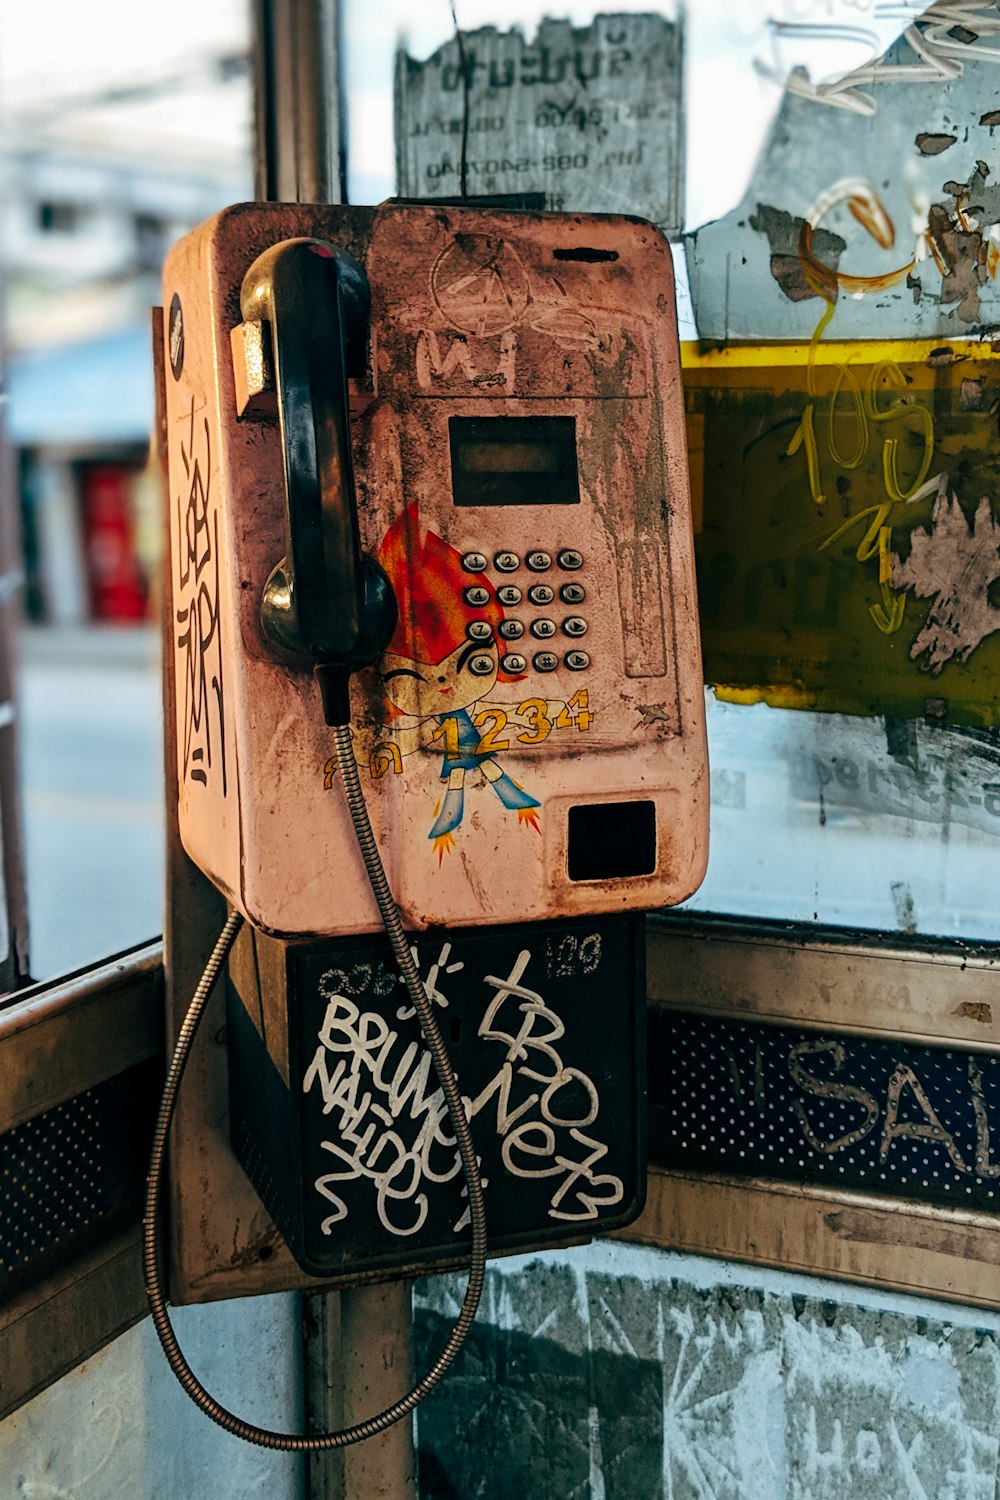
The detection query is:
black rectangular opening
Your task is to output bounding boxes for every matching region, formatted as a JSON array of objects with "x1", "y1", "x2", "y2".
[
  {"x1": 568, "y1": 801, "x2": 657, "y2": 882},
  {"x1": 552, "y1": 247, "x2": 619, "y2": 262},
  {"x1": 450, "y1": 416, "x2": 579, "y2": 506}
]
